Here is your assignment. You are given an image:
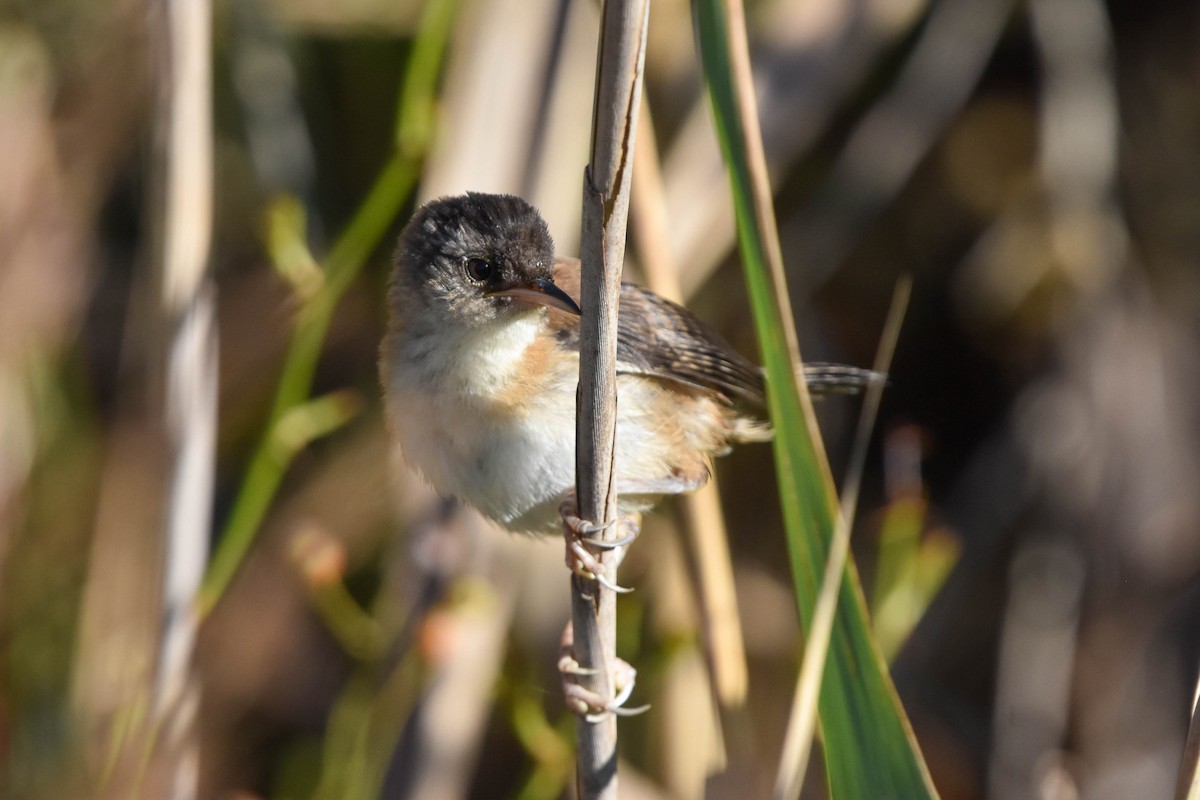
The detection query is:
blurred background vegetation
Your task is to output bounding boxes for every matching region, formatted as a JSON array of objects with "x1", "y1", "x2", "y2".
[{"x1": 2, "y1": 0, "x2": 1199, "y2": 797}]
